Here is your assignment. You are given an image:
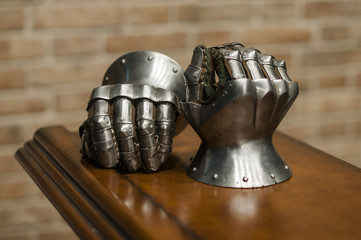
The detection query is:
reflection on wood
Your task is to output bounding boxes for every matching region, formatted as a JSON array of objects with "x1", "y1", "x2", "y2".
[{"x1": 15, "y1": 125, "x2": 361, "y2": 240}]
